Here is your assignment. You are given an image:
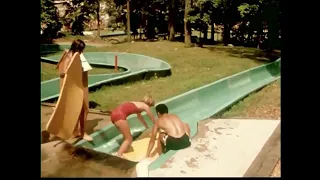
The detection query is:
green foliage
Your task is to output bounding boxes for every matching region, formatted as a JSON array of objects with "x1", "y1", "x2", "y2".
[
  {"x1": 60, "y1": 0, "x2": 99, "y2": 35},
  {"x1": 41, "y1": 0, "x2": 280, "y2": 48},
  {"x1": 188, "y1": 0, "x2": 214, "y2": 31},
  {"x1": 238, "y1": 3, "x2": 259, "y2": 18},
  {"x1": 41, "y1": 0, "x2": 62, "y2": 38}
]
